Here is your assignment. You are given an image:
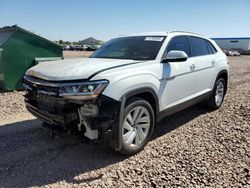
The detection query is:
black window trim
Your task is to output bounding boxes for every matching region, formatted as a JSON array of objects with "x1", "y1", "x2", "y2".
[
  {"x1": 206, "y1": 40, "x2": 218, "y2": 54},
  {"x1": 206, "y1": 41, "x2": 214, "y2": 54}
]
